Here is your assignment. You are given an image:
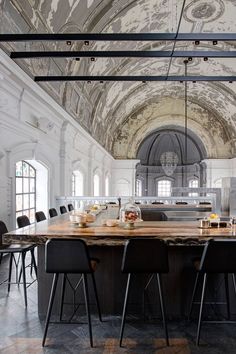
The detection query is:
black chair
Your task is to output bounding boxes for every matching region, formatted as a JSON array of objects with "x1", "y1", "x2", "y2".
[
  {"x1": 42, "y1": 238, "x2": 102, "y2": 348},
  {"x1": 0, "y1": 220, "x2": 37, "y2": 307},
  {"x1": 60, "y1": 205, "x2": 67, "y2": 214},
  {"x1": 68, "y1": 203, "x2": 74, "y2": 211},
  {"x1": 188, "y1": 239, "x2": 236, "y2": 345},
  {"x1": 119, "y1": 238, "x2": 169, "y2": 347},
  {"x1": 152, "y1": 202, "x2": 164, "y2": 205},
  {"x1": 49, "y1": 208, "x2": 58, "y2": 218},
  {"x1": 175, "y1": 202, "x2": 188, "y2": 205},
  {"x1": 17, "y1": 215, "x2": 30, "y2": 228},
  {"x1": 17, "y1": 215, "x2": 37, "y2": 277},
  {"x1": 199, "y1": 202, "x2": 211, "y2": 205},
  {"x1": 141, "y1": 210, "x2": 167, "y2": 221},
  {"x1": 35, "y1": 211, "x2": 46, "y2": 222}
]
